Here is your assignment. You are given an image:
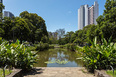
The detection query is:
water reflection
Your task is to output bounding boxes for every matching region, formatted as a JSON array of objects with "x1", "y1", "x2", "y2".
[{"x1": 34, "y1": 48, "x2": 83, "y2": 67}]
